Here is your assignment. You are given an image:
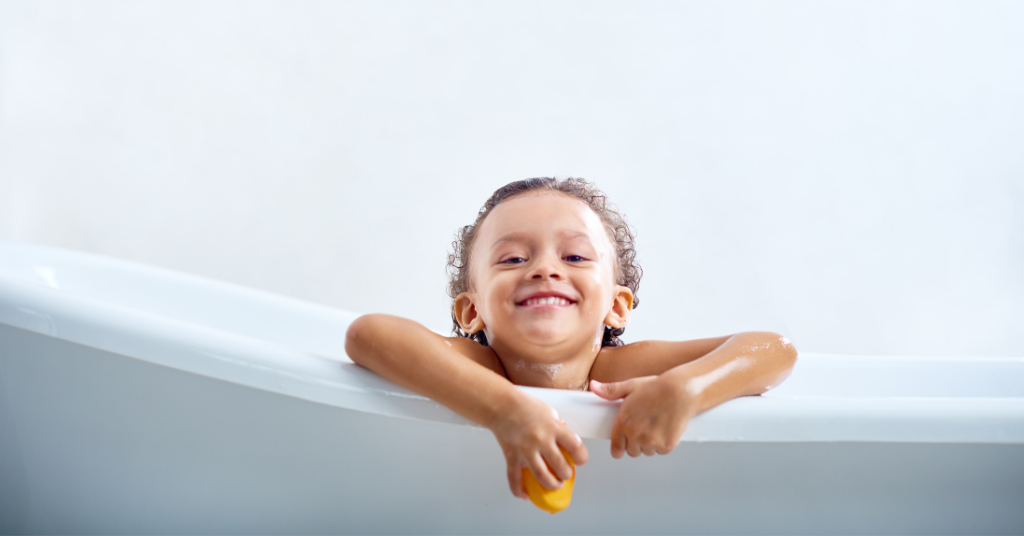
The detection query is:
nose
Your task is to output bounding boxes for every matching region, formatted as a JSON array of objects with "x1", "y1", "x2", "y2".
[{"x1": 529, "y1": 252, "x2": 565, "y2": 281}]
